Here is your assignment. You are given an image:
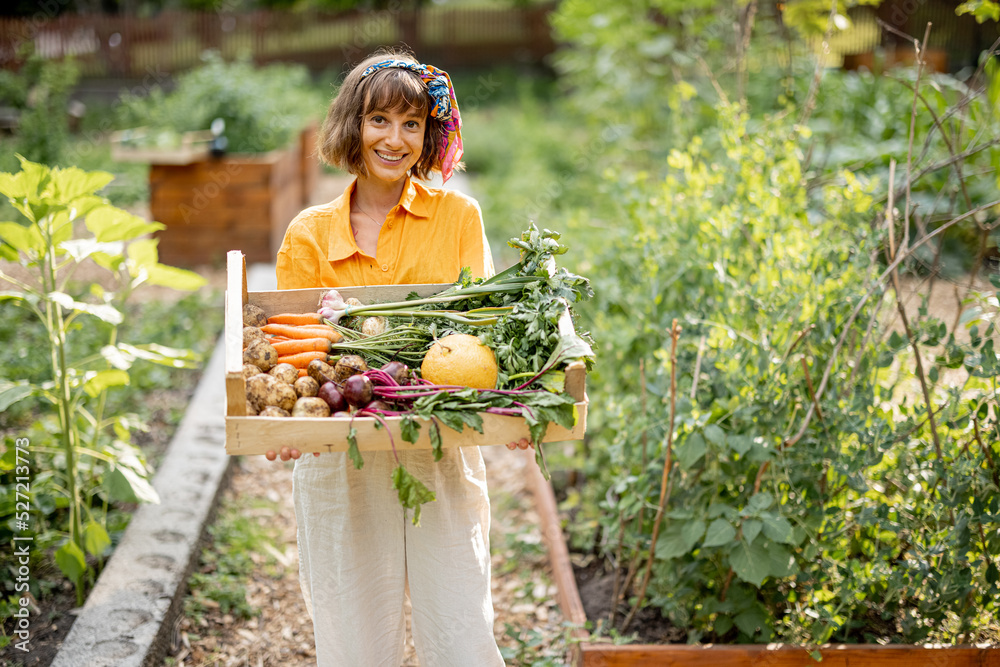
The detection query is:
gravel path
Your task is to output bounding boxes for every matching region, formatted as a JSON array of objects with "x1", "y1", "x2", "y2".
[{"x1": 164, "y1": 446, "x2": 570, "y2": 666}]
